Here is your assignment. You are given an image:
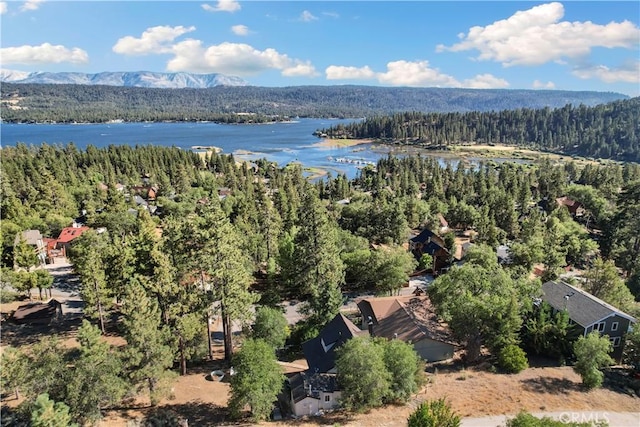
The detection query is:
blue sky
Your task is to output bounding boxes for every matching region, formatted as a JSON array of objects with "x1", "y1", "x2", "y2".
[{"x1": 1, "y1": 1, "x2": 639, "y2": 95}]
